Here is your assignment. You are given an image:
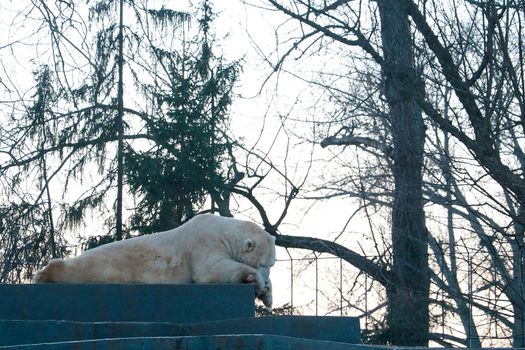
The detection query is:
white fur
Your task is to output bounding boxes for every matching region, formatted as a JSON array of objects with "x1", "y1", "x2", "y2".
[{"x1": 33, "y1": 214, "x2": 276, "y2": 307}]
